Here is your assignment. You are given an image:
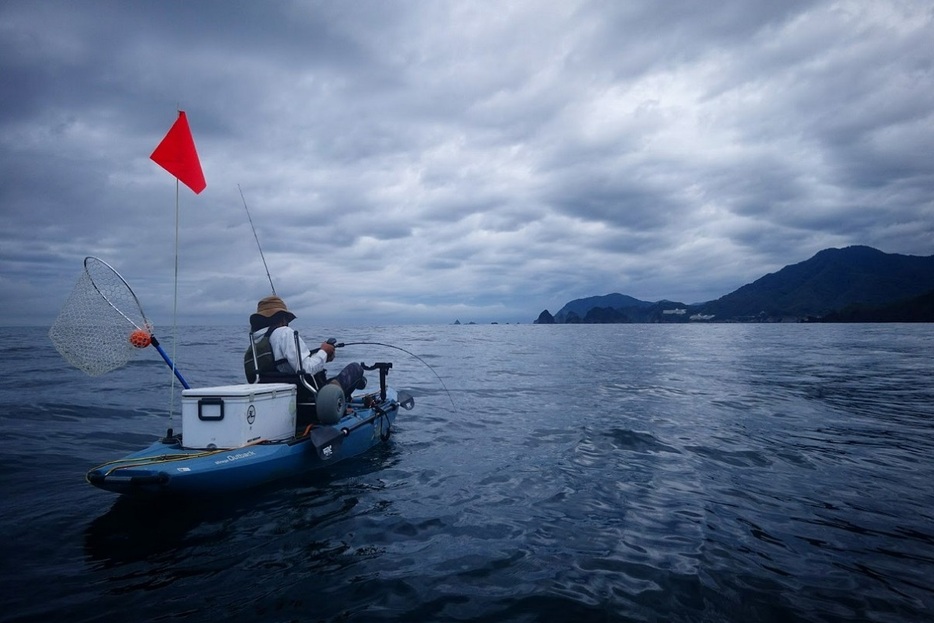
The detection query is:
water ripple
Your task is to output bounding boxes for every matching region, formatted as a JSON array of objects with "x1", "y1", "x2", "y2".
[{"x1": 2, "y1": 324, "x2": 933, "y2": 622}]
